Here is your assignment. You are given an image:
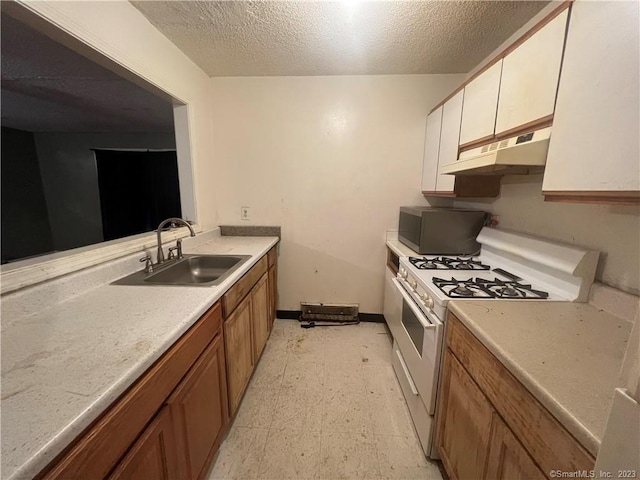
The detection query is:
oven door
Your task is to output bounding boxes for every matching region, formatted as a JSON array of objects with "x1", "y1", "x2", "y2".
[{"x1": 392, "y1": 278, "x2": 443, "y2": 414}]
